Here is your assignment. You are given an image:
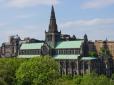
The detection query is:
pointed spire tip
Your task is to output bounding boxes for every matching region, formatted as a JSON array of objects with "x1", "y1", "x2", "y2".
[{"x1": 50, "y1": 5, "x2": 55, "y2": 19}]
